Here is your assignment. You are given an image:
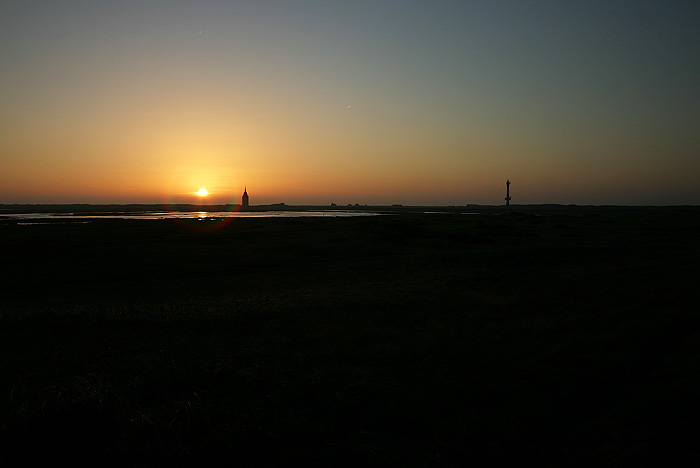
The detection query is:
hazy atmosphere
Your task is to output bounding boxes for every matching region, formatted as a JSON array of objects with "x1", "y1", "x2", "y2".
[{"x1": 2, "y1": 1, "x2": 699, "y2": 206}]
